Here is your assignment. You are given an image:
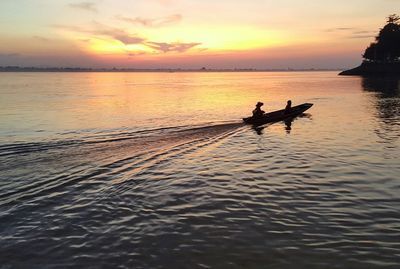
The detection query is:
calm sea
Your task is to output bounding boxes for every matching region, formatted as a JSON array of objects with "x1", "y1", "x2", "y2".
[{"x1": 0, "y1": 72, "x2": 399, "y2": 268}]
